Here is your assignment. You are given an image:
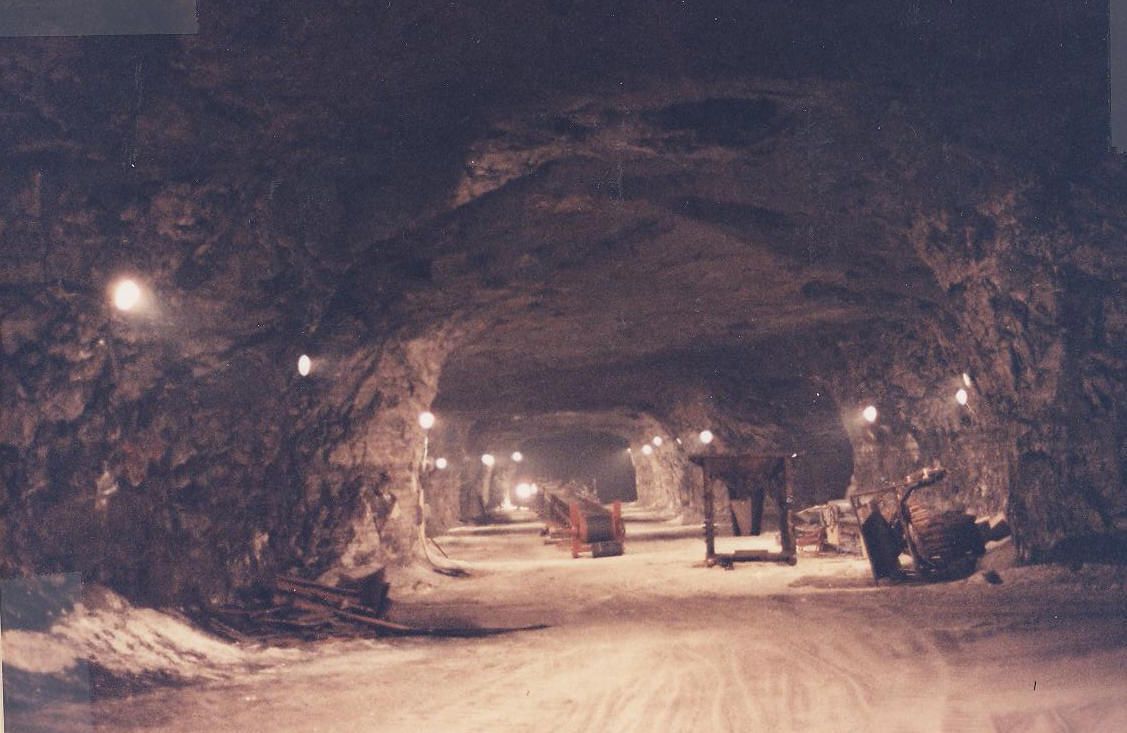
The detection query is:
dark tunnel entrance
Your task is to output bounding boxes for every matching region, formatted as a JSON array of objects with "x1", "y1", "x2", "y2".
[{"x1": 517, "y1": 430, "x2": 637, "y2": 503}]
